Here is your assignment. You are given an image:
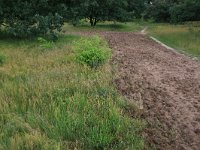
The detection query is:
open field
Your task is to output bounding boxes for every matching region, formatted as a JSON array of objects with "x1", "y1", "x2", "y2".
[
  {"x1": 147, "y1": 22, "x2": 200, "y2": 58},
  {"x1": 0, "y1": 34, "x2": 145, "y2": 149}
]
